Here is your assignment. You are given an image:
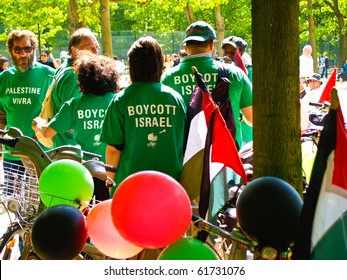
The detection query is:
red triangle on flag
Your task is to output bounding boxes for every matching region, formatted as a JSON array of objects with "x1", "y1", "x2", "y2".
[
  {"x1": 319, "y1": 68, "x2": 337, "y2": 103},
  {"x1": 332, "y1": 106, "x2": 347, "y2": 190},
  {"x1": 211, "y1": 108, "x2": 249, "y2": 183}
]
